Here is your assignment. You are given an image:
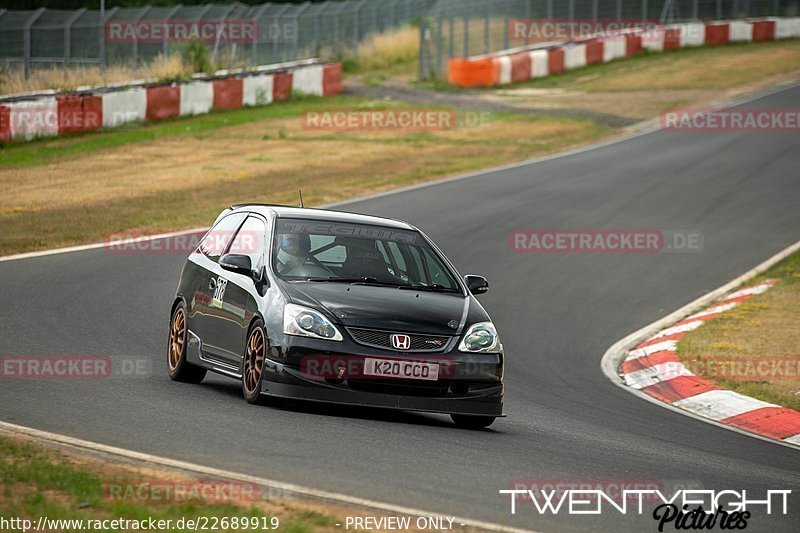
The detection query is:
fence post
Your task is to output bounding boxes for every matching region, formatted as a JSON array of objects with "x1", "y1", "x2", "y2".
[
  {"x1": 716, "y1": 0, "x2": 722, "y2": 19},
  {"x1": 132, "y1": 6, "x2": 152, "y2": 67},
  {"x1": 692, "y1": 0, "x2": 699, "y2": 20},
  {"x1": 503, "y1": 0, "x2": 510, "y2": 51},
  {"x1": 592, "y1": 0, "x2": 598, "y2": 22},
  {"x1": 212, "y1": 4, "x2": 236, "y2": 67},
  {"x1": 462, "y1": 5, "x2": 469, "y2": 58},
  {"x1": 616, "y1": 0, "x2": 622, "y2": 23},
  {"x1": 63, "y1": 7, "x2": 86, "y2": 67},
  {"x1": 162, "y1": 5, "x2": 181, "y2": 59},
  {"x1": 569, "y1": 0, "x2": 575, "y2": 20},
  {"x1": 293, "y1": 2, "x2": 311, "y2": 62},
  {"x1": 23, "y1": 8, "x2": 45, "y2": 80},
  {"x1": 332, "y1": 1, "x2": 348, "y2": 56},
  {"x1": 271, "y1": 4, "x2": 291, "y2": 63},
  {"x1": 418, "y1": 15, "x2": 426, "y2": 80},
  {"x1": 773, "y1": 0, "x2": 780, "y2": 16},
  {"x1": 449, "y1": 14, "x2": 454, "y2": 59},
  {"x1": 354, "y1": 0, "x2": 368, "y2": 44},
  {"x1": 483, "y1": 0, "x2": 489, "y2": 55},
  {"x1": 436, "y1": 13, "x2": 443, "y2": 75},
  {"x1": 251, "y1": 3, "x2": 269, "y2": 66},
  {"x1": 641, "y1": 0, "x2": 648, "y2": 22},
  {"x1": 547, "y1": 0, "x2": 553, "y2": 20}
]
